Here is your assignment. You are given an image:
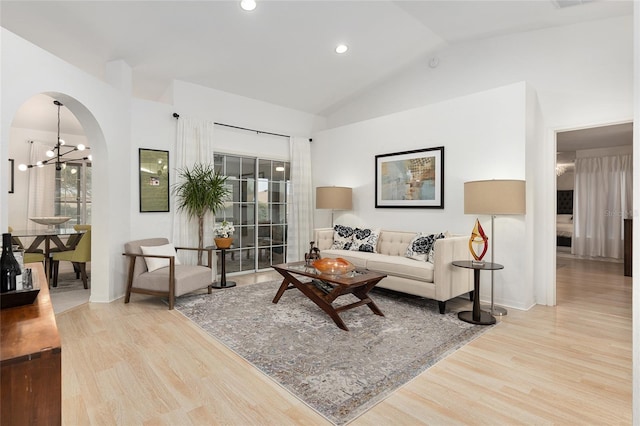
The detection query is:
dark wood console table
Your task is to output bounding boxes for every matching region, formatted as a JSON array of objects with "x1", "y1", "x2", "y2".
[{"x1": 1, "y1": 262, "x2": 61, "y2": 425}]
